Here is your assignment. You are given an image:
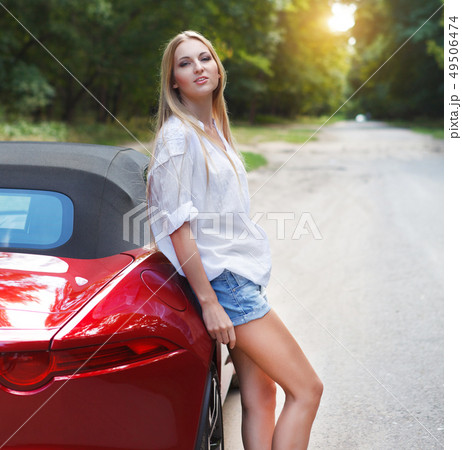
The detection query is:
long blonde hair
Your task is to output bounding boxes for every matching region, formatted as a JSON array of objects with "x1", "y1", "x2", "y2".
[{"x1": 149, "y1": 30, "x2": 243, "y2": 183}]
